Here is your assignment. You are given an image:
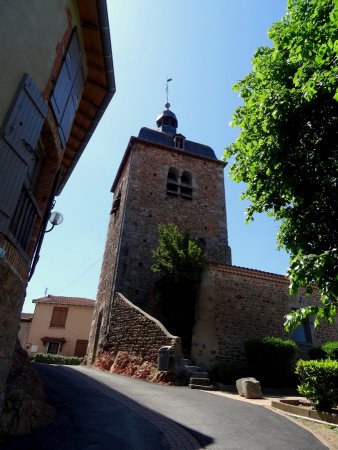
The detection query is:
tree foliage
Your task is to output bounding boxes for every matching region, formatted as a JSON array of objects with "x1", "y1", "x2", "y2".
[
  {"x1": 152, "y1": 223, "x2": 205, "y2": 285},
  {"x1": 151, "y1": 224, "x2": 205, "y2": 353},
  {"x1": 224, "y1": 0, "x2": 338, "y2": 329}
]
